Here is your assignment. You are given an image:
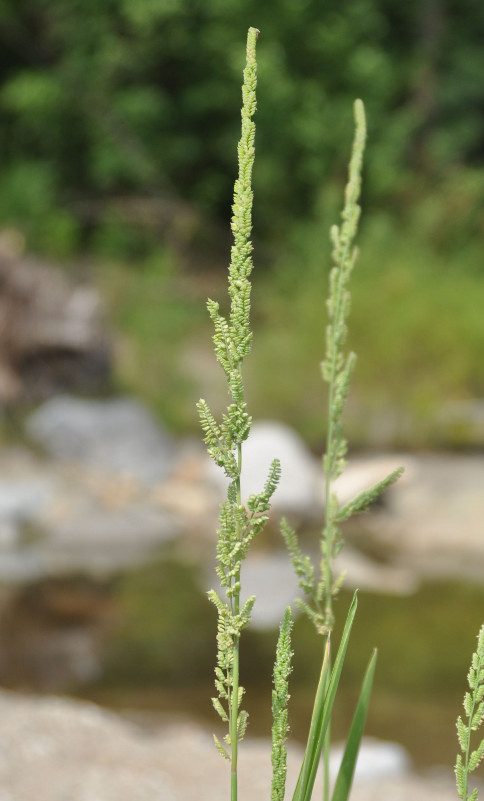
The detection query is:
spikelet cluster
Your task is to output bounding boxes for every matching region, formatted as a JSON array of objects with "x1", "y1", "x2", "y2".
[
  {"x1": 321, "y1": 100, "x2": 367, "y2": 484},
  {"x1": 198, "y1": 27, "x2": 281, "y2": 760},
  {"x1": 456, "y1": 624, "x2": 484, "y2": 801},
  {"x1": 271, "y1": 608, "x2": 293, "y2": 801},
  {"x1": 282, "y1": 101, "x2": 403, "y2": 636}
]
